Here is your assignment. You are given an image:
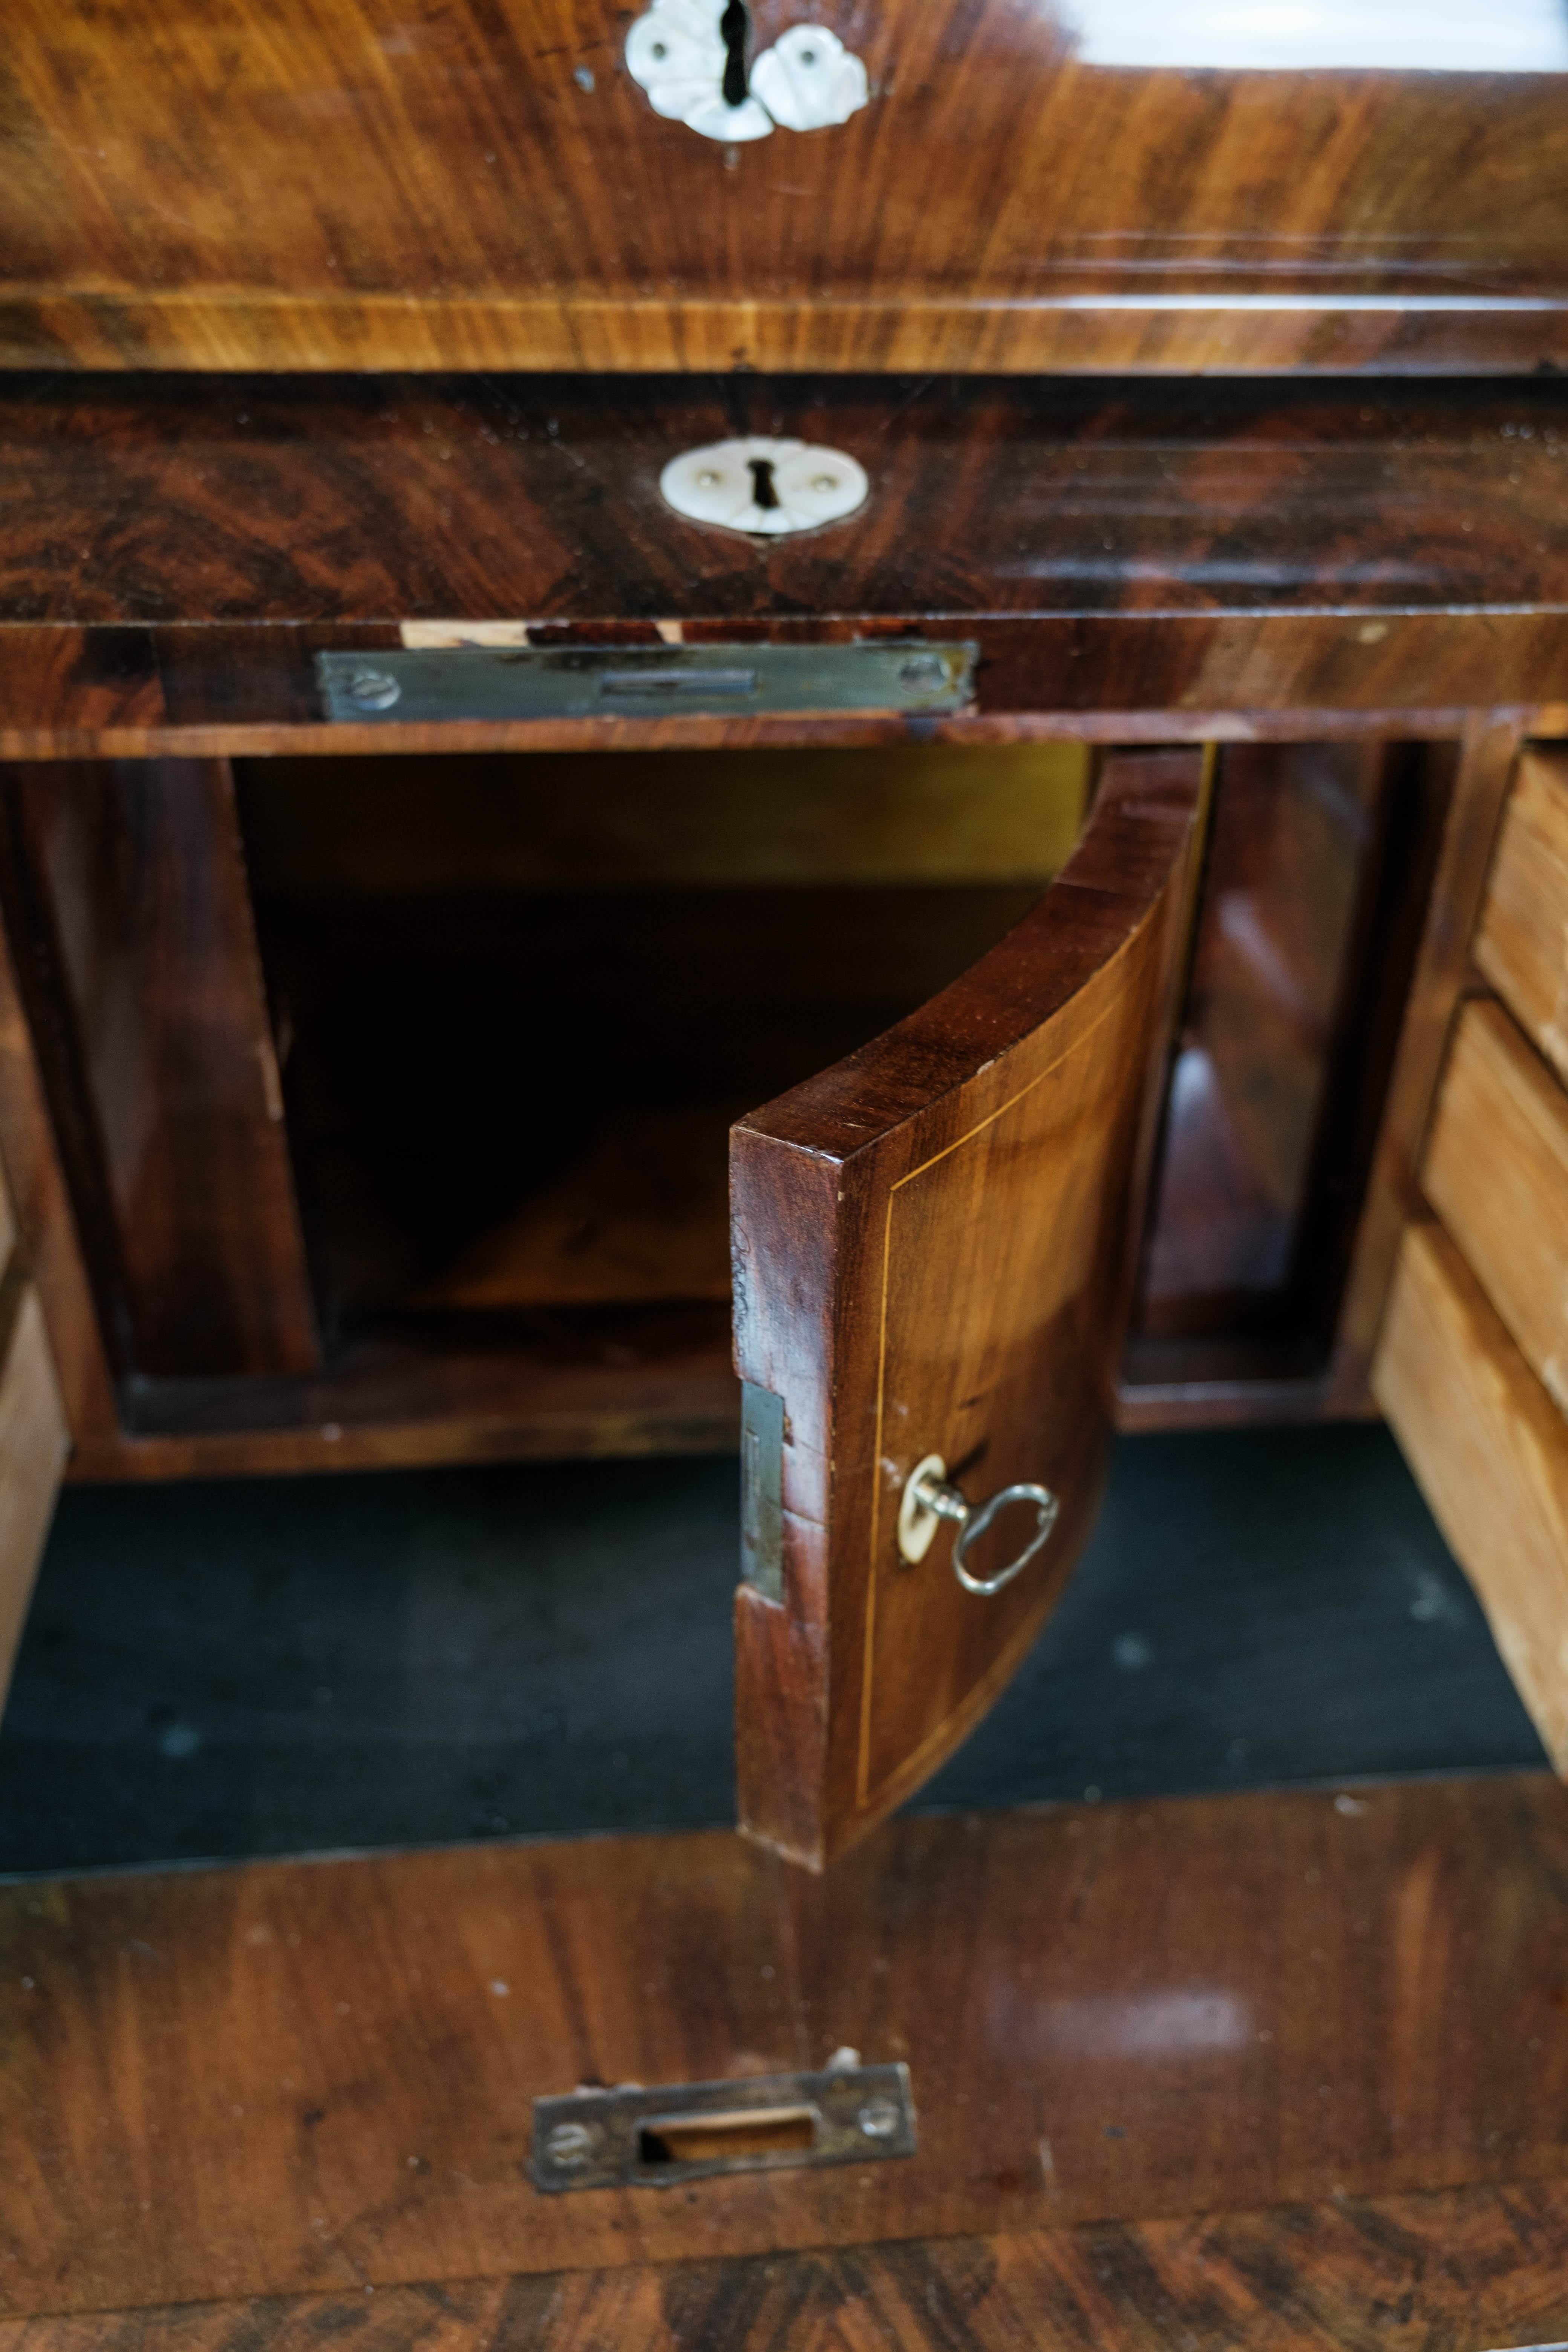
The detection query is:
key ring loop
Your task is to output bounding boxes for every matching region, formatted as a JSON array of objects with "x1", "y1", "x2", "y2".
[{"x1": 897, "y1": 1454, "x2": 1060, "y2": 1596}]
